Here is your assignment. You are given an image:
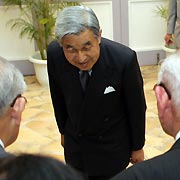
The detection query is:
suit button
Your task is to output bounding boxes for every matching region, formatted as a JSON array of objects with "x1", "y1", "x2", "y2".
[
  {"x1": 99, "y1": 136, "x2": 103, "y2": 140},
  {"x1": 78, "y1": 133, "x2": 83, "y2": 137},
  {"x1": 104, "y1": 118, "x2": 109, "y2": 122}
]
